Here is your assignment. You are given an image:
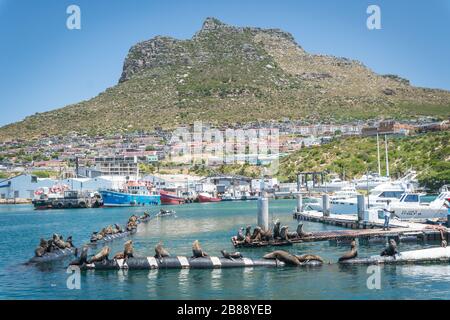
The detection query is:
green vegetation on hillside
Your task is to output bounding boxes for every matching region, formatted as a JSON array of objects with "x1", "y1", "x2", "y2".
[{"x1": 277, "y1": 132, "x2": 450, "y2": 191}]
